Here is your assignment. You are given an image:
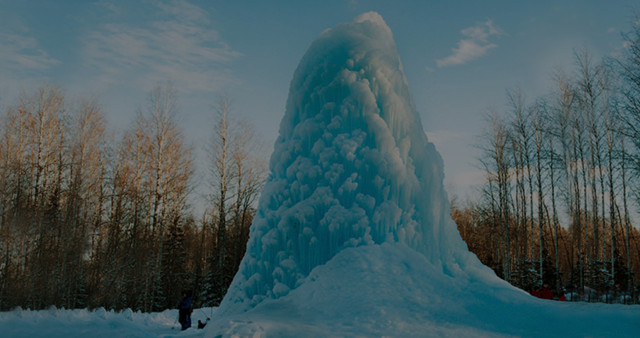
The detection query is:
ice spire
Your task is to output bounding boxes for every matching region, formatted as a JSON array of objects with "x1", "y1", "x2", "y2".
[{"x1": 221, "y1": 12, "x2": 480, "y2": 312}]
